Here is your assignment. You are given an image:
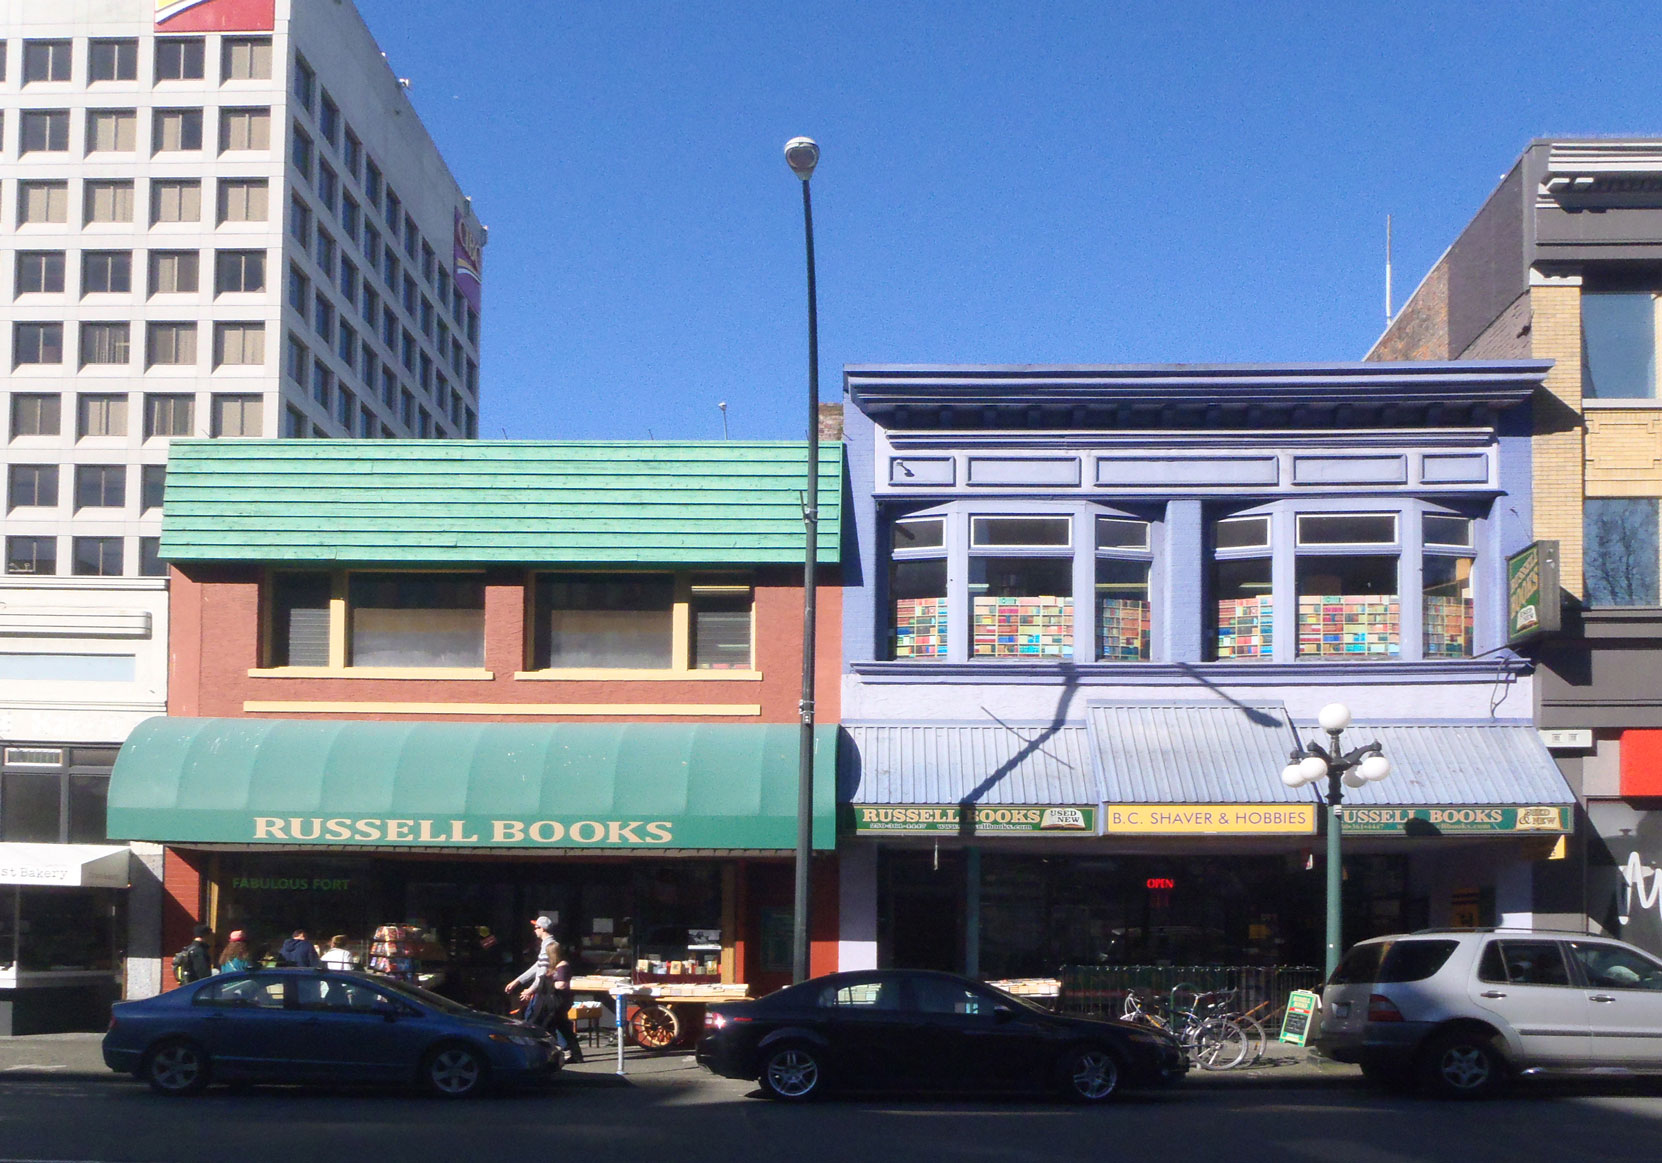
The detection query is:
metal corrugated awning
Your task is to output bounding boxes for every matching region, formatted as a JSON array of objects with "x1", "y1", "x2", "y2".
[
  {"x1": 1308, "y1": 724, "x2": 1575, "y2": 808},
  {"x1": 108, "y1": 718, "x2": 836, "y2": 851},
  {"x1": 1086, "y1": 702, "x2": 1306, "y2": 804},
  {"x1": 840, "y1": 724, "x2": 1096, "y2": 806}
]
